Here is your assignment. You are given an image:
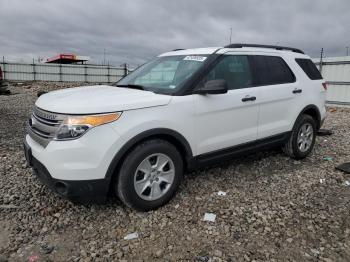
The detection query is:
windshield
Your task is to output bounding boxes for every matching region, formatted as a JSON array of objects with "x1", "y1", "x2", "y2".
[{"x1": 115, "y1": 55, "x2": 209, "y2": 94}]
